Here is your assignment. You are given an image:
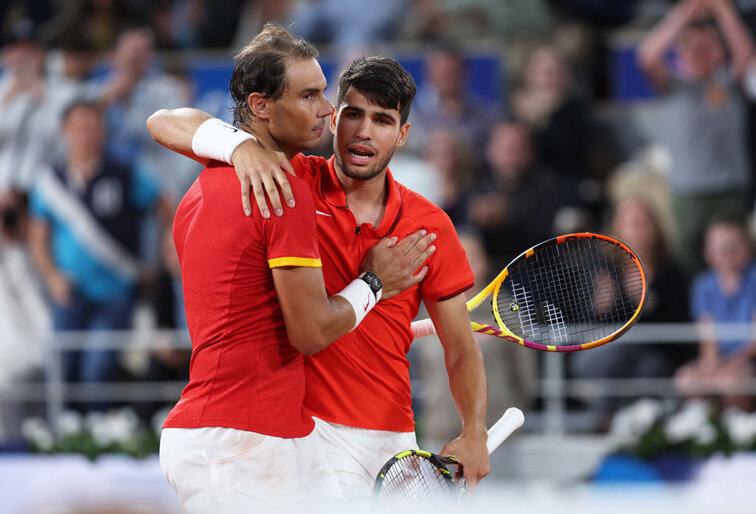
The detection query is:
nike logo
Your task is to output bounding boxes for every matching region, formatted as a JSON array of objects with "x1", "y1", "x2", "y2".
[
  {"x1": 363, "y1": 293, "x2": 371, "y2": 312},
  {"x1": 315, "y1": 210, "x2": 333, "y2": 217}
]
